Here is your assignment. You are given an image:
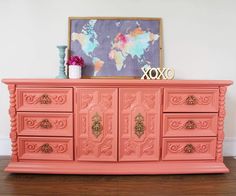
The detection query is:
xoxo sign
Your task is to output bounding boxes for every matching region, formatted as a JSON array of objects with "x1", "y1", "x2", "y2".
[{"x1": 141, "y1": 67, "x2": 175, "y2": 80}]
